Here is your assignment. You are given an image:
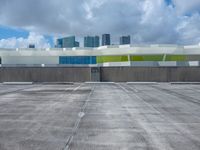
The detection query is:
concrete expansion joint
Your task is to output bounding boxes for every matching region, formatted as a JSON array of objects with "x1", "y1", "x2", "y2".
[{"x1": 62, "y1": 85, "x2": 95, "y2": 150}]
